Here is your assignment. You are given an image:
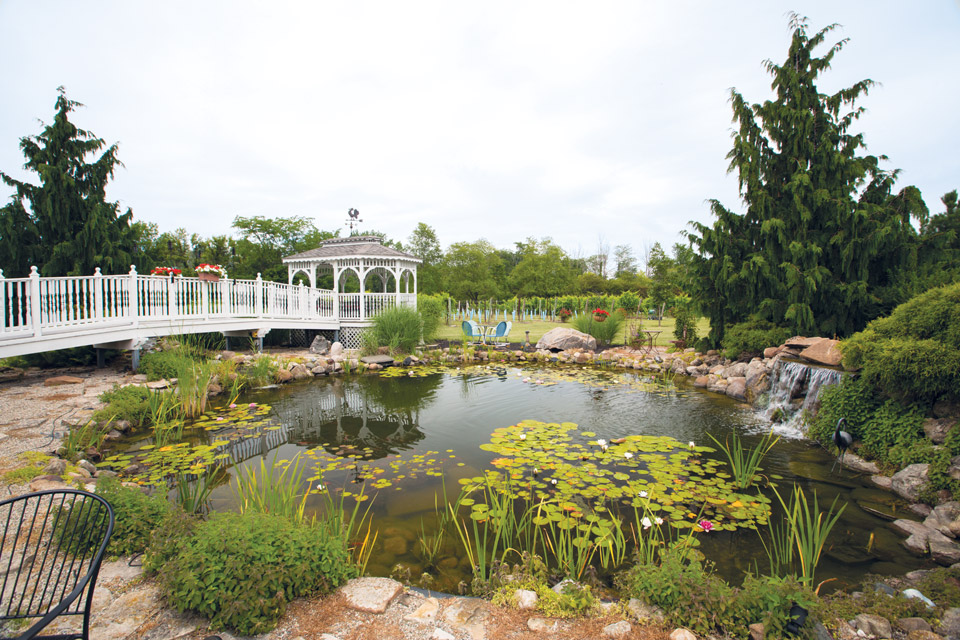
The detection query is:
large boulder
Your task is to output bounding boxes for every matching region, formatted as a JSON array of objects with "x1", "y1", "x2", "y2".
[
  {"x1": 745, "y1": 361, "x2": 770, "y2": 398},
  {"x1": 799, "y1": 338, "x2": 843, "y2": 367},
  {"x1": 309, "y1": 335, "x2": 331, "y2": 354},
  {"x1": 891, "y1": 464, "x2": 931, "y2": 502},
  {"x1": 924, "y1": 418, "x2": 956, "y2": 444},
  {"x1": 536, "y1": 328, "x2": 597, "y2": 352},
  {"x1": 726, "y1": 377, "x2": 748, "y2": 401},
  {"x1": 784, "y1": 336, "x2": 820, "y2": 349}
]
